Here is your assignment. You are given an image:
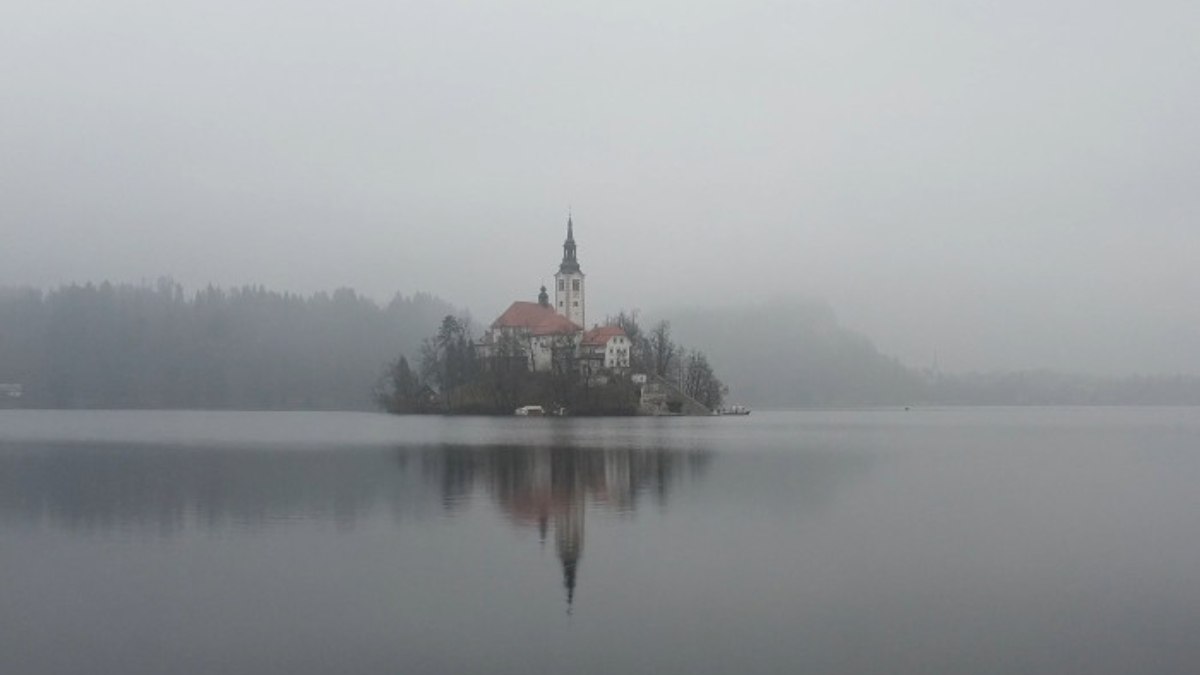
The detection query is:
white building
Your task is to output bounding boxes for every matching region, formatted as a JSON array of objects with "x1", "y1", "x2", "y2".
[{"x1": 580, "y1": 326, "x2": 631, "y2": 372}]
